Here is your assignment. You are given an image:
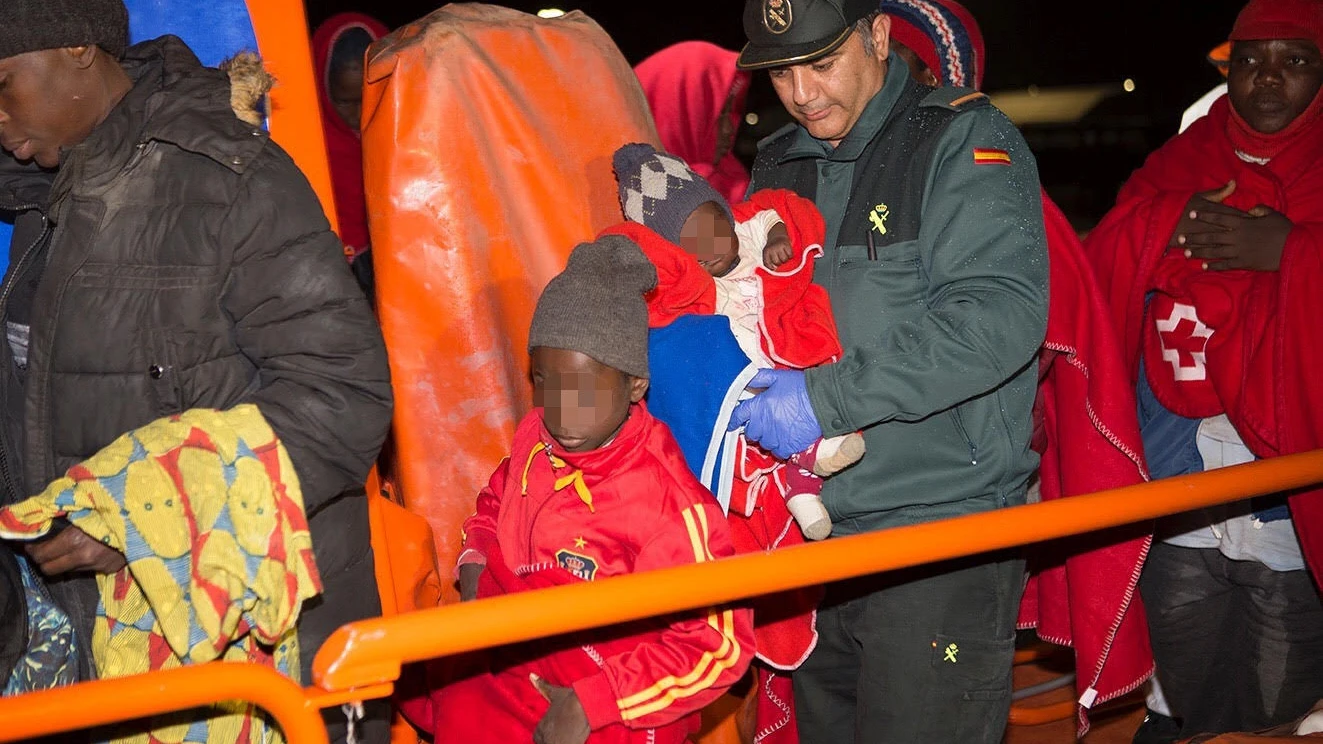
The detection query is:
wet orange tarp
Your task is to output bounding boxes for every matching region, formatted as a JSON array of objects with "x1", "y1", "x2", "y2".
[{"x1": 362, "y1": 4, "x2": 660, "y2": 599}]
